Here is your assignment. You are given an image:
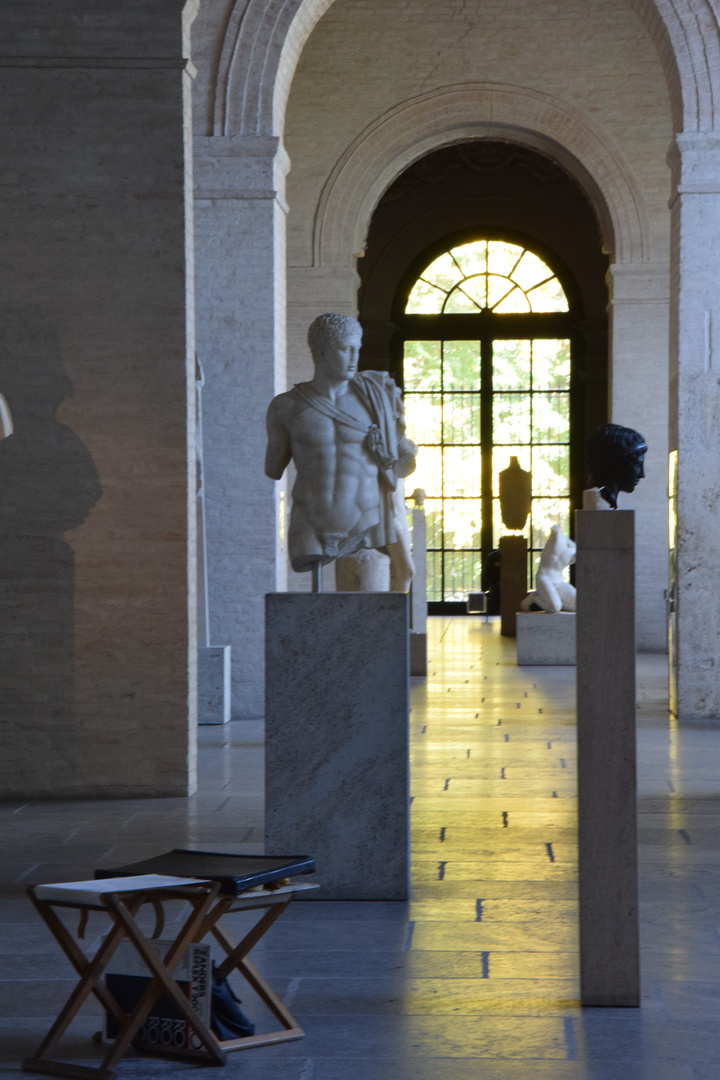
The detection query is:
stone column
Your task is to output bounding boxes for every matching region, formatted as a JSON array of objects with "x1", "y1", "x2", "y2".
[
  {"x1": 606, "y1": 263, "x2": 670, "y2": 651},
  {"x1": 668, "y1": 135, "x2": 720, "y2": 722},
  {"x1": 194, "y1": 136, "x2": 290, "y2": 717},
  {"x1": 0, "y1": 0, "x2": 199, "y2": 797}
]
